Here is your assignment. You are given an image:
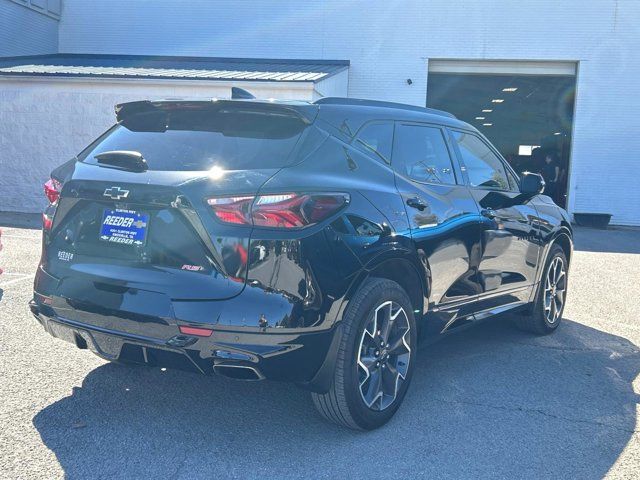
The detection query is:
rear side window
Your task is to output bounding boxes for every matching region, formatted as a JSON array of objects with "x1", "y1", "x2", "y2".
[
  {"x1": 450, "y1": 131, "x2": 511, "y2": 191},
  {"x1": 393, "y1": 124, "x2": 456, "y2": 185},
  {"x1": 79, "y1": 108, "x2": 307, "y2": 171},
  {"x1": 354, "y1": 121, "x2": 394, "y2": 164}
]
